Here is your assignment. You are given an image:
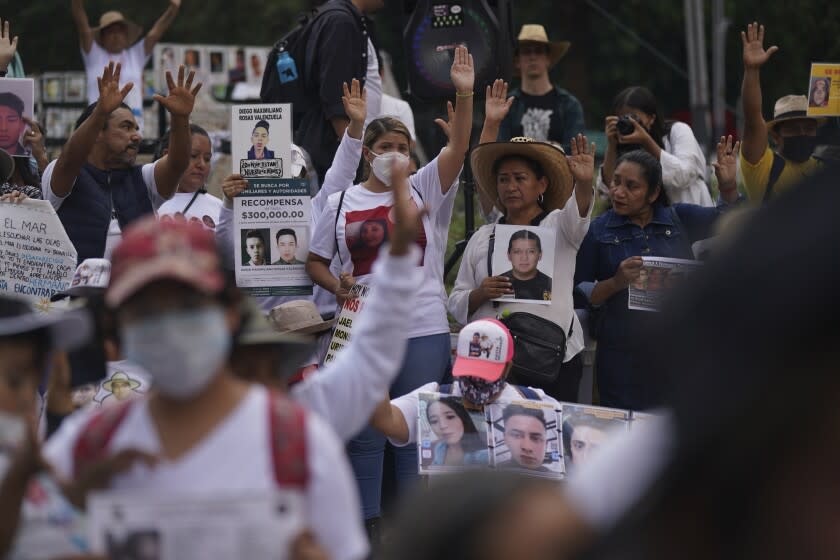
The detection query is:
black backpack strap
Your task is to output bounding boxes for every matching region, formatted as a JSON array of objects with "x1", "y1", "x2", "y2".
[
  {"x1": 334, "y1": 190, "x2": 347, "y2": 266},
  {"x1": 763, "y1": 152, "x2": 786, "y2": 204}
]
